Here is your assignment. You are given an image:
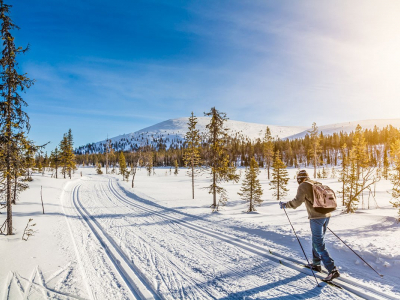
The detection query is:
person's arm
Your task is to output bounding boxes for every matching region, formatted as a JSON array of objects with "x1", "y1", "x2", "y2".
[{"x1": 285, "y1": 183, "x2": 308, "y2": 209}]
